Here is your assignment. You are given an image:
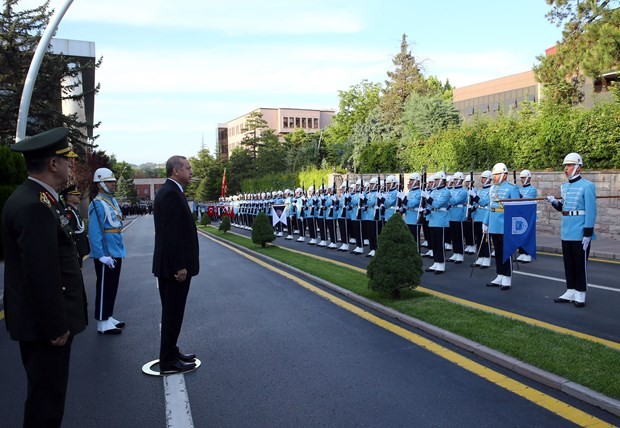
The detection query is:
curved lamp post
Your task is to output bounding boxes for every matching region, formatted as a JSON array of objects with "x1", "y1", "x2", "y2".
[{"x1": 15, "y1": 0, "x2": 75, "y2": 142}]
